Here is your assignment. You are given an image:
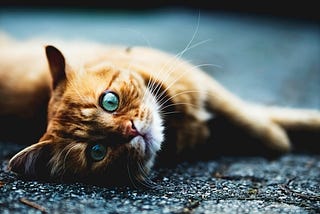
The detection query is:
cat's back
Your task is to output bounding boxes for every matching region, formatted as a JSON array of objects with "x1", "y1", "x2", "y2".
[
  {"x1": 0, "y1": 37, "x2": 50, "y2": 117},
  {"x1": 0, "y1": 34, "x2": 208, "y2": 88},
  {"x1": 85, "y1": 45, "x2": 211, "y2": 95}
]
